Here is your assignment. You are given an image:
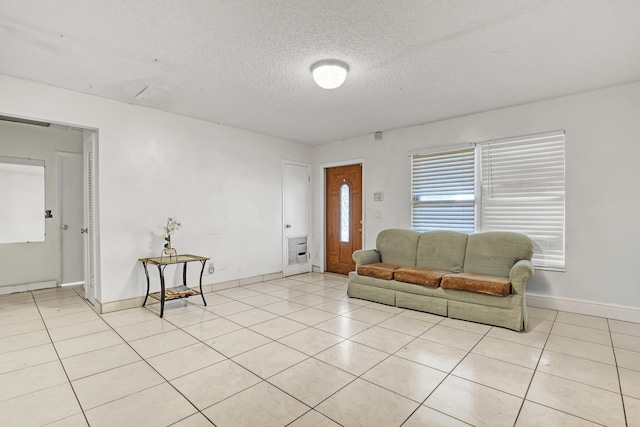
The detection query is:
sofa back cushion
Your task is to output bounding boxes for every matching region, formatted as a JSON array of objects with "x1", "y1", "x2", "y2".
[
  {"x1": 377, "y1": 228, "x2": 420, "y2": 267},
  {"x1": 463, "y1": 231, "x2": 534, "y2": 277},
  {"x1": 416, "y1": 230, "x2": 468, "y2": 273}
]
